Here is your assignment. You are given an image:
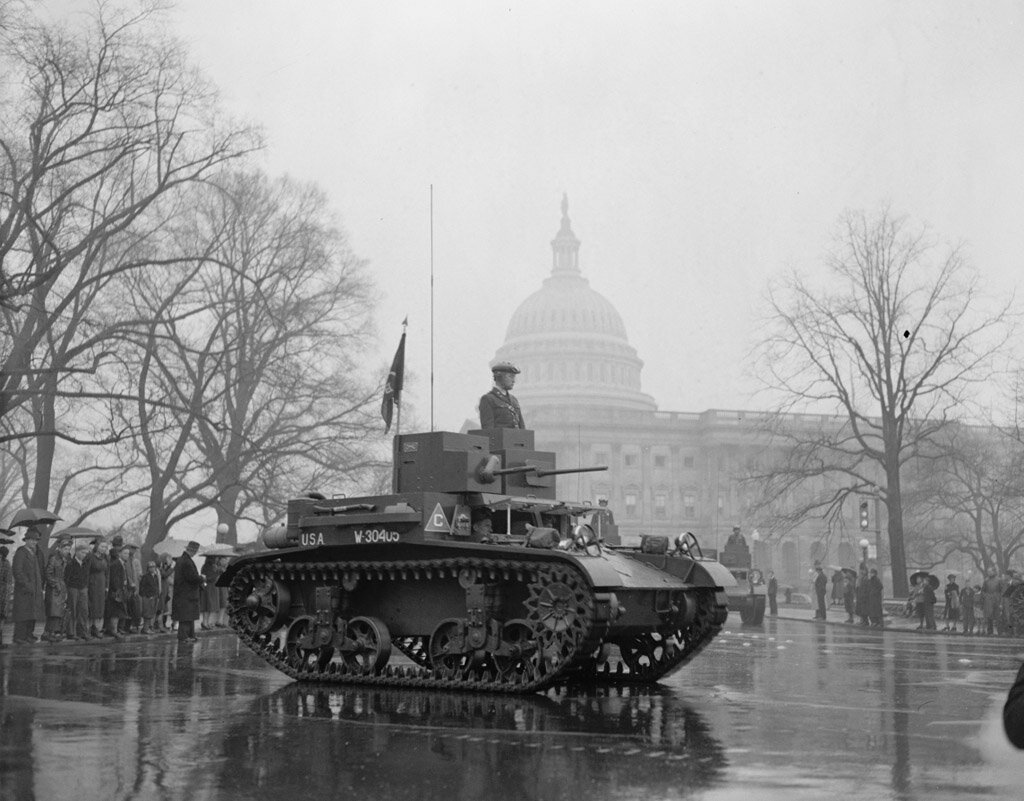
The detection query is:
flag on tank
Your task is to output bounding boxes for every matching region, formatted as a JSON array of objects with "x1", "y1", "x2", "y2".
[{"x1": 381, "y1": 327, "x2": 406, "y2": 433}]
